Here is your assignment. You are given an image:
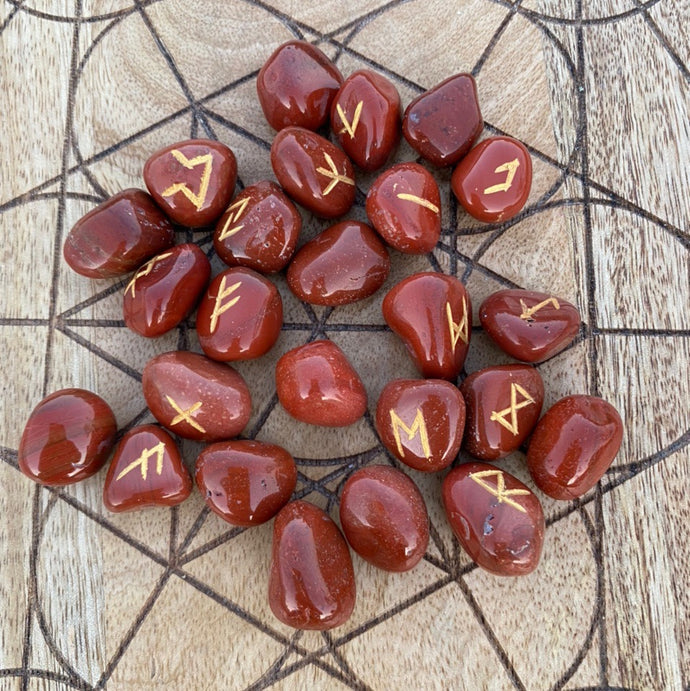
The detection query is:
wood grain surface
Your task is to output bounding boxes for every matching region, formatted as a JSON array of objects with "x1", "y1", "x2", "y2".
[{"x1": 1, "y1": 1, "x2": 688, "y2": 689}]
